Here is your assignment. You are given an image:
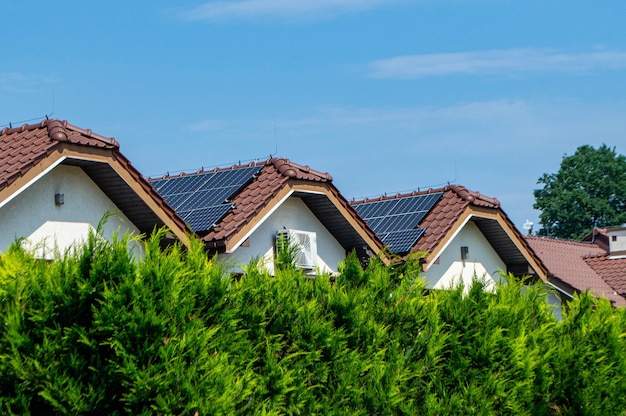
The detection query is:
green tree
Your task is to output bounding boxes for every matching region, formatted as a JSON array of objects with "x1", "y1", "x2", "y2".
[{"x1": 534, "y1": 144, "x2": 626, "y2": 239}]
